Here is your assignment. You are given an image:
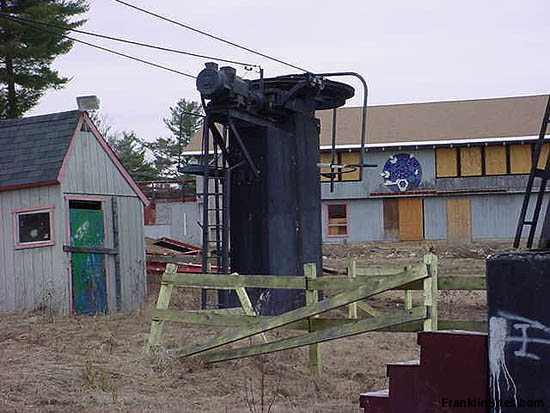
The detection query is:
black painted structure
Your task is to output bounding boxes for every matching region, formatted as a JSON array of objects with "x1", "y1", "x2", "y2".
[
  {"x1": 487, "y1": 252, "x2": 550, "y2": 412},
  {"x1": 189, "y1": 63, "x2": 354, "y2": 314}
]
